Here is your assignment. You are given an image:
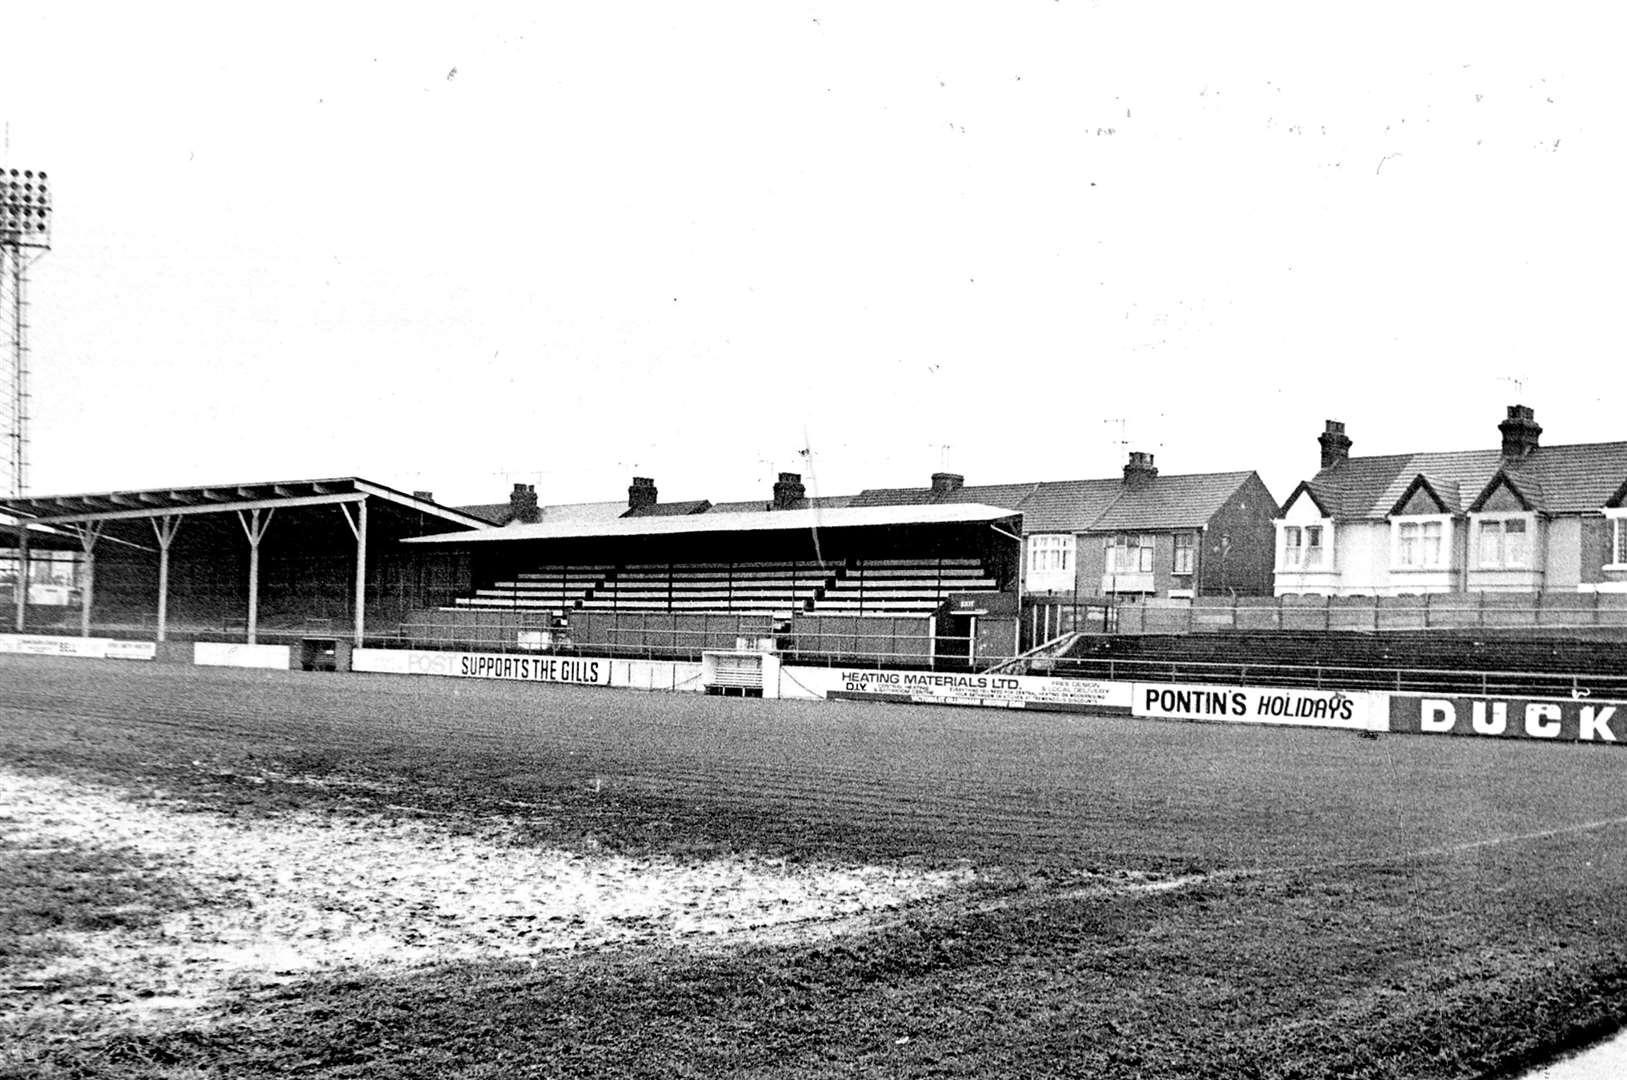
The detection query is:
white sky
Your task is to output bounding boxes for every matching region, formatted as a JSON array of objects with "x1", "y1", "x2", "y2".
[{"x1": 3, "y1": 3, "x2": 1620, "y2": 509}]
